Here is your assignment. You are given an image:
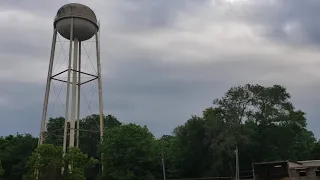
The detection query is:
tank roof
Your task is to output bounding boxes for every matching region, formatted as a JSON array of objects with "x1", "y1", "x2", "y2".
[{"x1": 54, "y1": 3, "x2": 98, "y2": 28}]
